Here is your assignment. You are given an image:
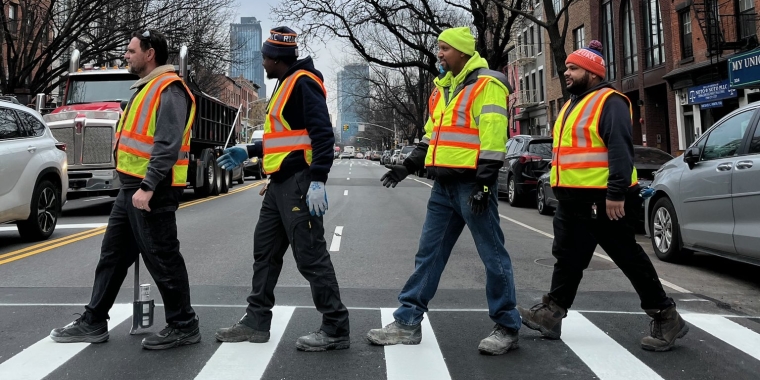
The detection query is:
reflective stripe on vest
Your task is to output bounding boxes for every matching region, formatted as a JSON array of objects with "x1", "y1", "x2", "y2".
[
  {"x1": 115, "y1": 72, "x2": 196, "y2": 187},
  {"x1": 424, "y1": 77, "x2": 491, "y2": 169},
  {"x1": 262, "y1": 70, "x2": 325, "y2": 174},
  {"x1": 550, "y1": 88, "x2": 638, "y2": 189}
]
